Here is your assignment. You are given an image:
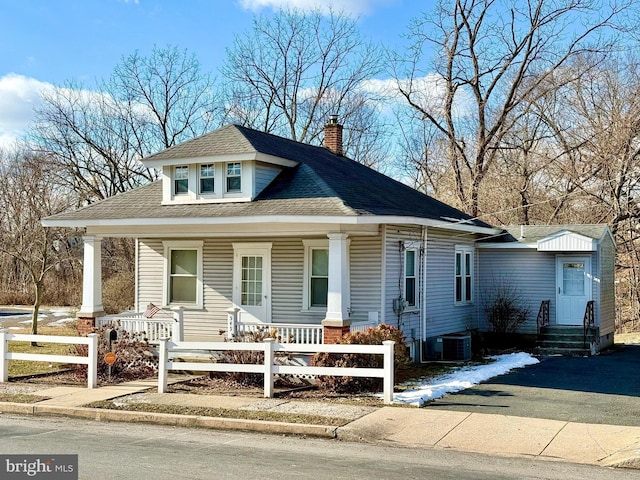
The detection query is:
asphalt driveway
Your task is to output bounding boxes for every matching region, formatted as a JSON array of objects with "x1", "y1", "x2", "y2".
[{"x1": 427, "y1": 345, "x2": 640, "y2": 426}]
